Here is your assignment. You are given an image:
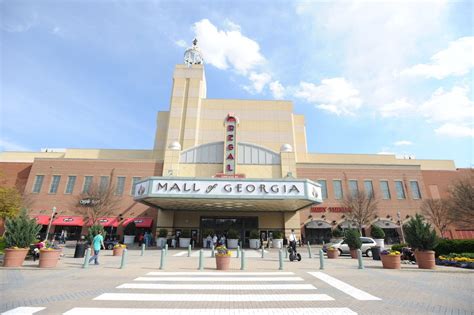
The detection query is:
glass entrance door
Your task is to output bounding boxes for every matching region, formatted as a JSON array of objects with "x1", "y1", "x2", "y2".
[{"x1": 200, "y1": 216, "x2": 258, "y2": 247}]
